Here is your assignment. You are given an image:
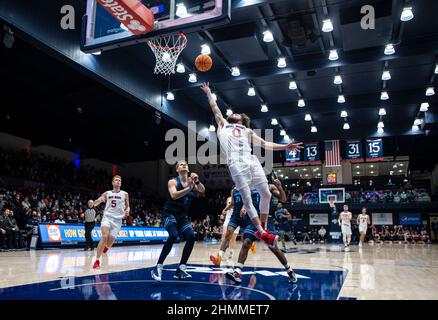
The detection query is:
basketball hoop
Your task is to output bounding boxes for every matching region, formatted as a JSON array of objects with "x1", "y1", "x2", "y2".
[{"x1": 147, "y1": 33, "x2": 188, "y2": 75}]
